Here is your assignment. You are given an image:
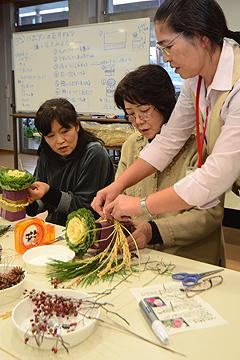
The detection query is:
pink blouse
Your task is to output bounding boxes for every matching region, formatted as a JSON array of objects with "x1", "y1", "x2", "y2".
[{"x1": 139, "y1": 40, "x2": 240, "y2": 208}]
